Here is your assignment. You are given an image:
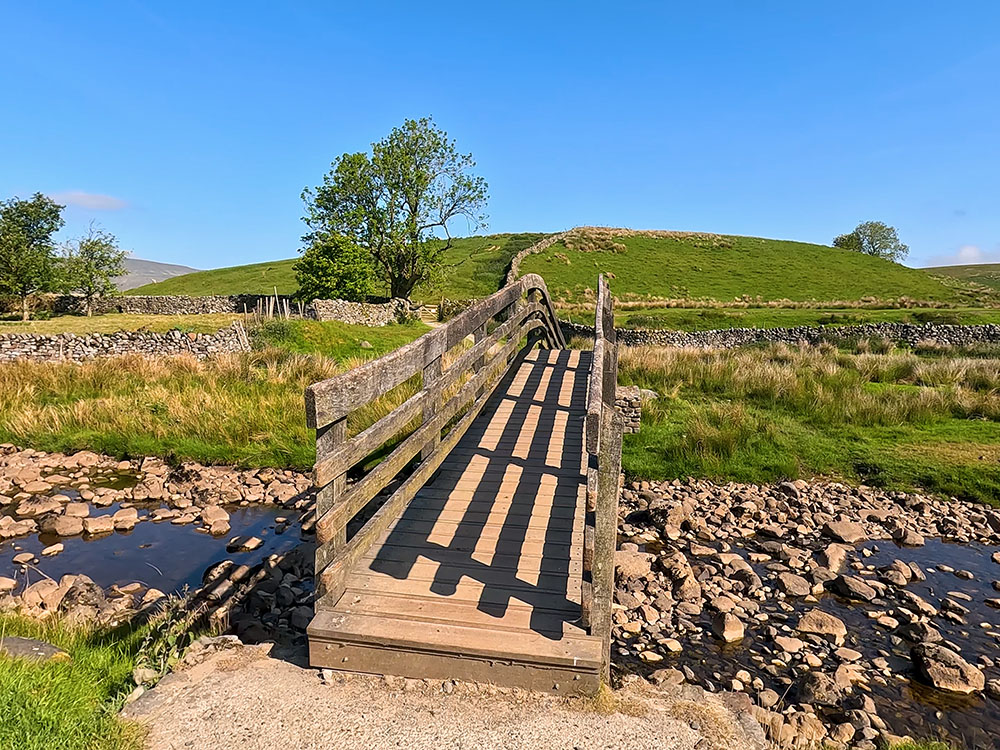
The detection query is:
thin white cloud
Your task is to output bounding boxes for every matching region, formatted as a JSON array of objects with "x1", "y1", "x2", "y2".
[
  {"x1": 49, "y1": 190, "x2": 128, "y2": 211},
  {"x1": 927, "y1": 244, "x2": 1000, "y2": 267}
]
